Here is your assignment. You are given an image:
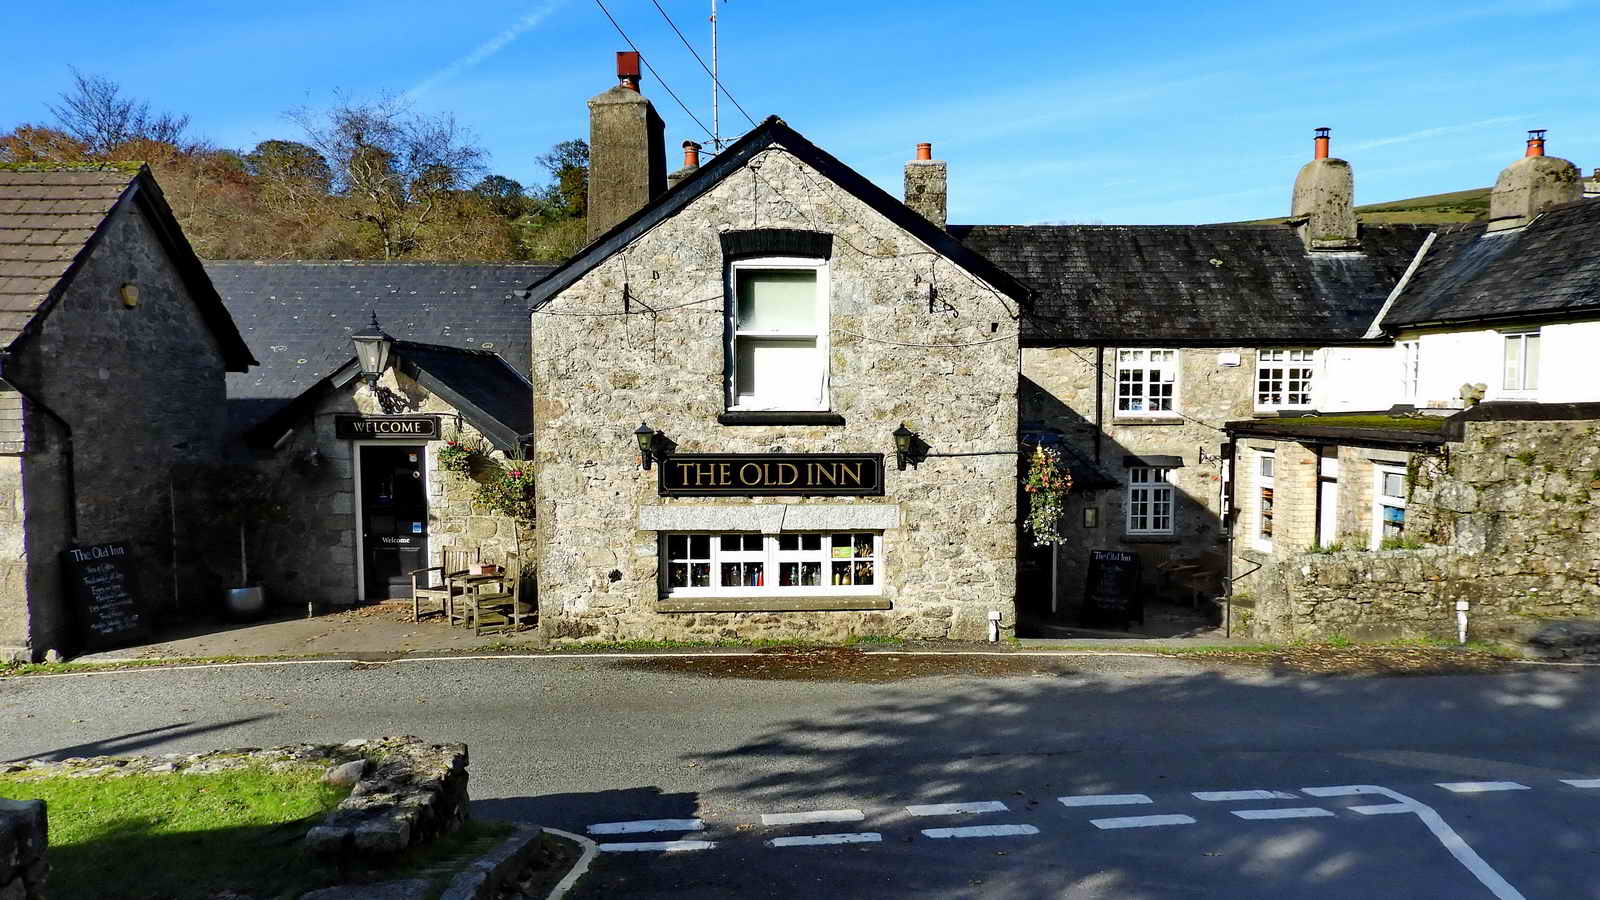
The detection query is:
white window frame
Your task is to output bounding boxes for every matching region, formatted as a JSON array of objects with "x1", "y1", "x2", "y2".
[
  {"x1": 1255, "y1": 348, "x2": 1316, "y2": 410},
  {"x1": 1371, "y1": 465, "x2": 1408, "y2": 550},
  {"x1": 1501, "y1": 330, "x2": 1540, "y2": 393},
  {"x1": 661, "y1": 532, "x2": 883, "y2": 598},
  {"x1": 727, "y1": 257, "x2": 830, "y2": 412},
  {"x1": 1115, "y1": 348, "x2": 1179, "y2": 416},
  {"x1": 1399, "y1": 340, "x2": 1420, "y2": 401},
  {"x1": 1254, "y1": 451, "x2": 1275, "y2": 551},
  {"x1": 1125, "y1": 466, "x2": 1175, "y2": 535}
]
